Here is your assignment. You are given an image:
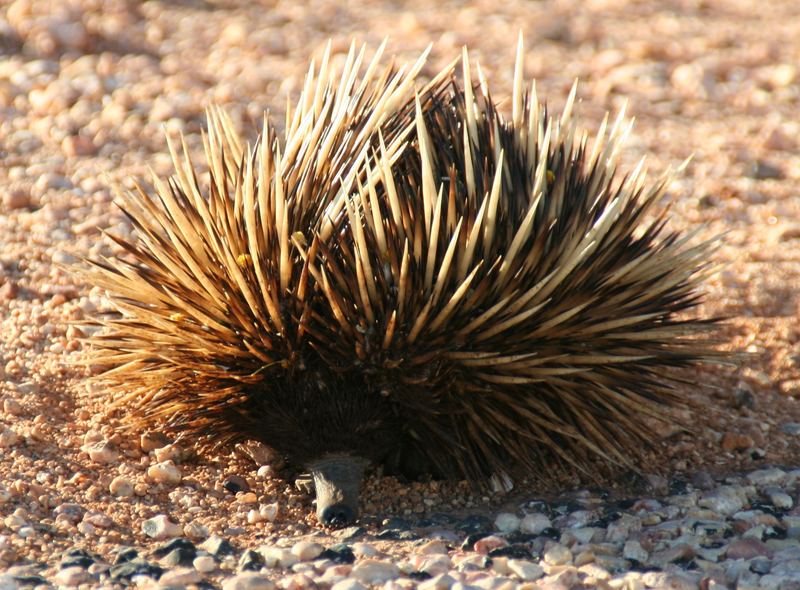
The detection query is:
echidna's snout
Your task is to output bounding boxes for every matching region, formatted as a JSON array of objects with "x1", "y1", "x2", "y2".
[{"x1": 310, "y1": 454, "x2": 367, "y2": 528}]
